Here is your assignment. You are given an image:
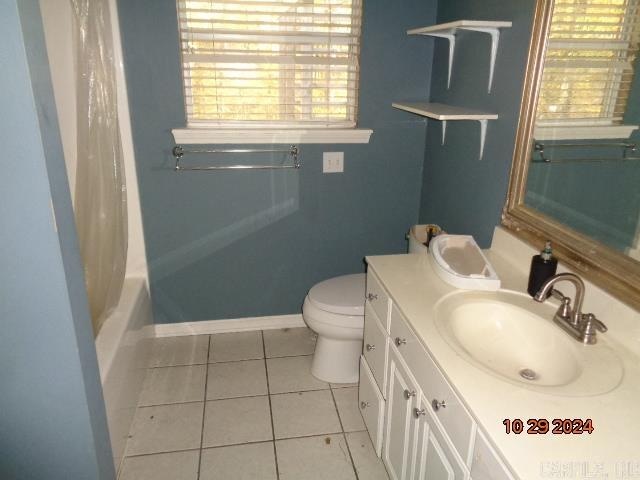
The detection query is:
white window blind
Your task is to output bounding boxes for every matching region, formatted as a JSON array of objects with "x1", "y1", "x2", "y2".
[
  {"x1": 176, "y1": 0, "x2": 363, "y2": 128},
  {"x1": 537, "y1": 0, "x2": 640, "y2": 125}
]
